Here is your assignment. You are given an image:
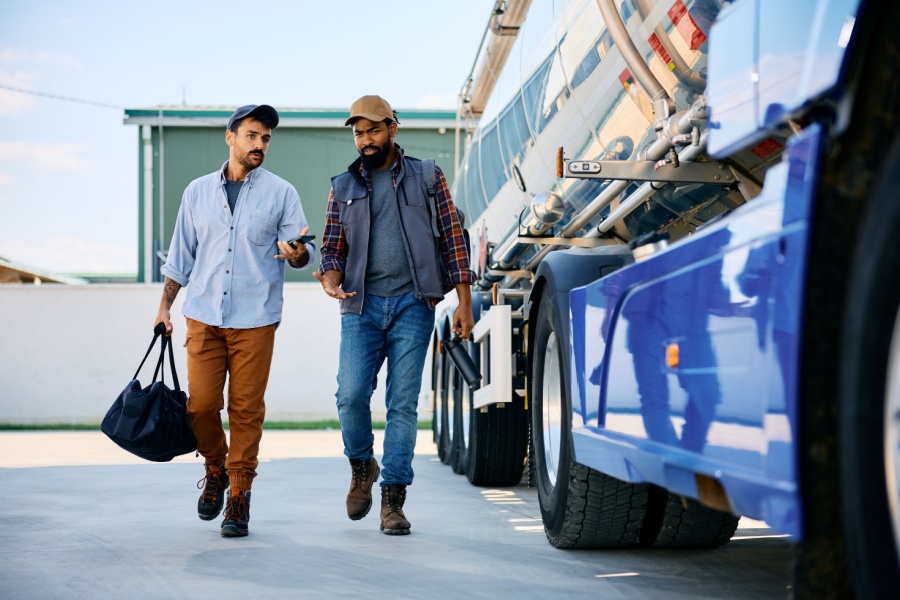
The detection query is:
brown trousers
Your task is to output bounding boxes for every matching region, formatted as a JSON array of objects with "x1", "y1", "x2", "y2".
[{"x1": 184, "y1": 317, "x2": 276, "y2": 492}]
